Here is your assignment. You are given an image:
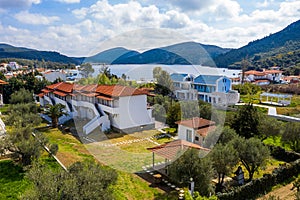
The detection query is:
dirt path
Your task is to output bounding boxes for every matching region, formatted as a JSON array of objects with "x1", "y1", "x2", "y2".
[{"x1": 258, "y1": 183, "x2": 296, "y2": 200}]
